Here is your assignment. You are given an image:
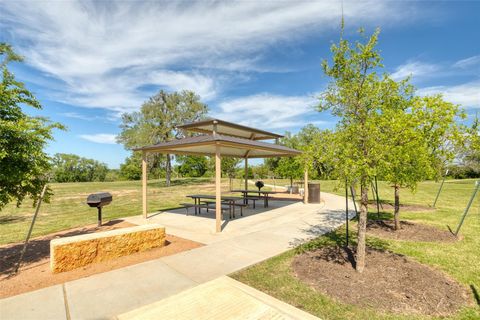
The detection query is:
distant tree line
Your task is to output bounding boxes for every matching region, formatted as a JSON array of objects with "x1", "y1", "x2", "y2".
[{"x1": 50, "y1": 153, "x2": 110, "y2": 182}]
